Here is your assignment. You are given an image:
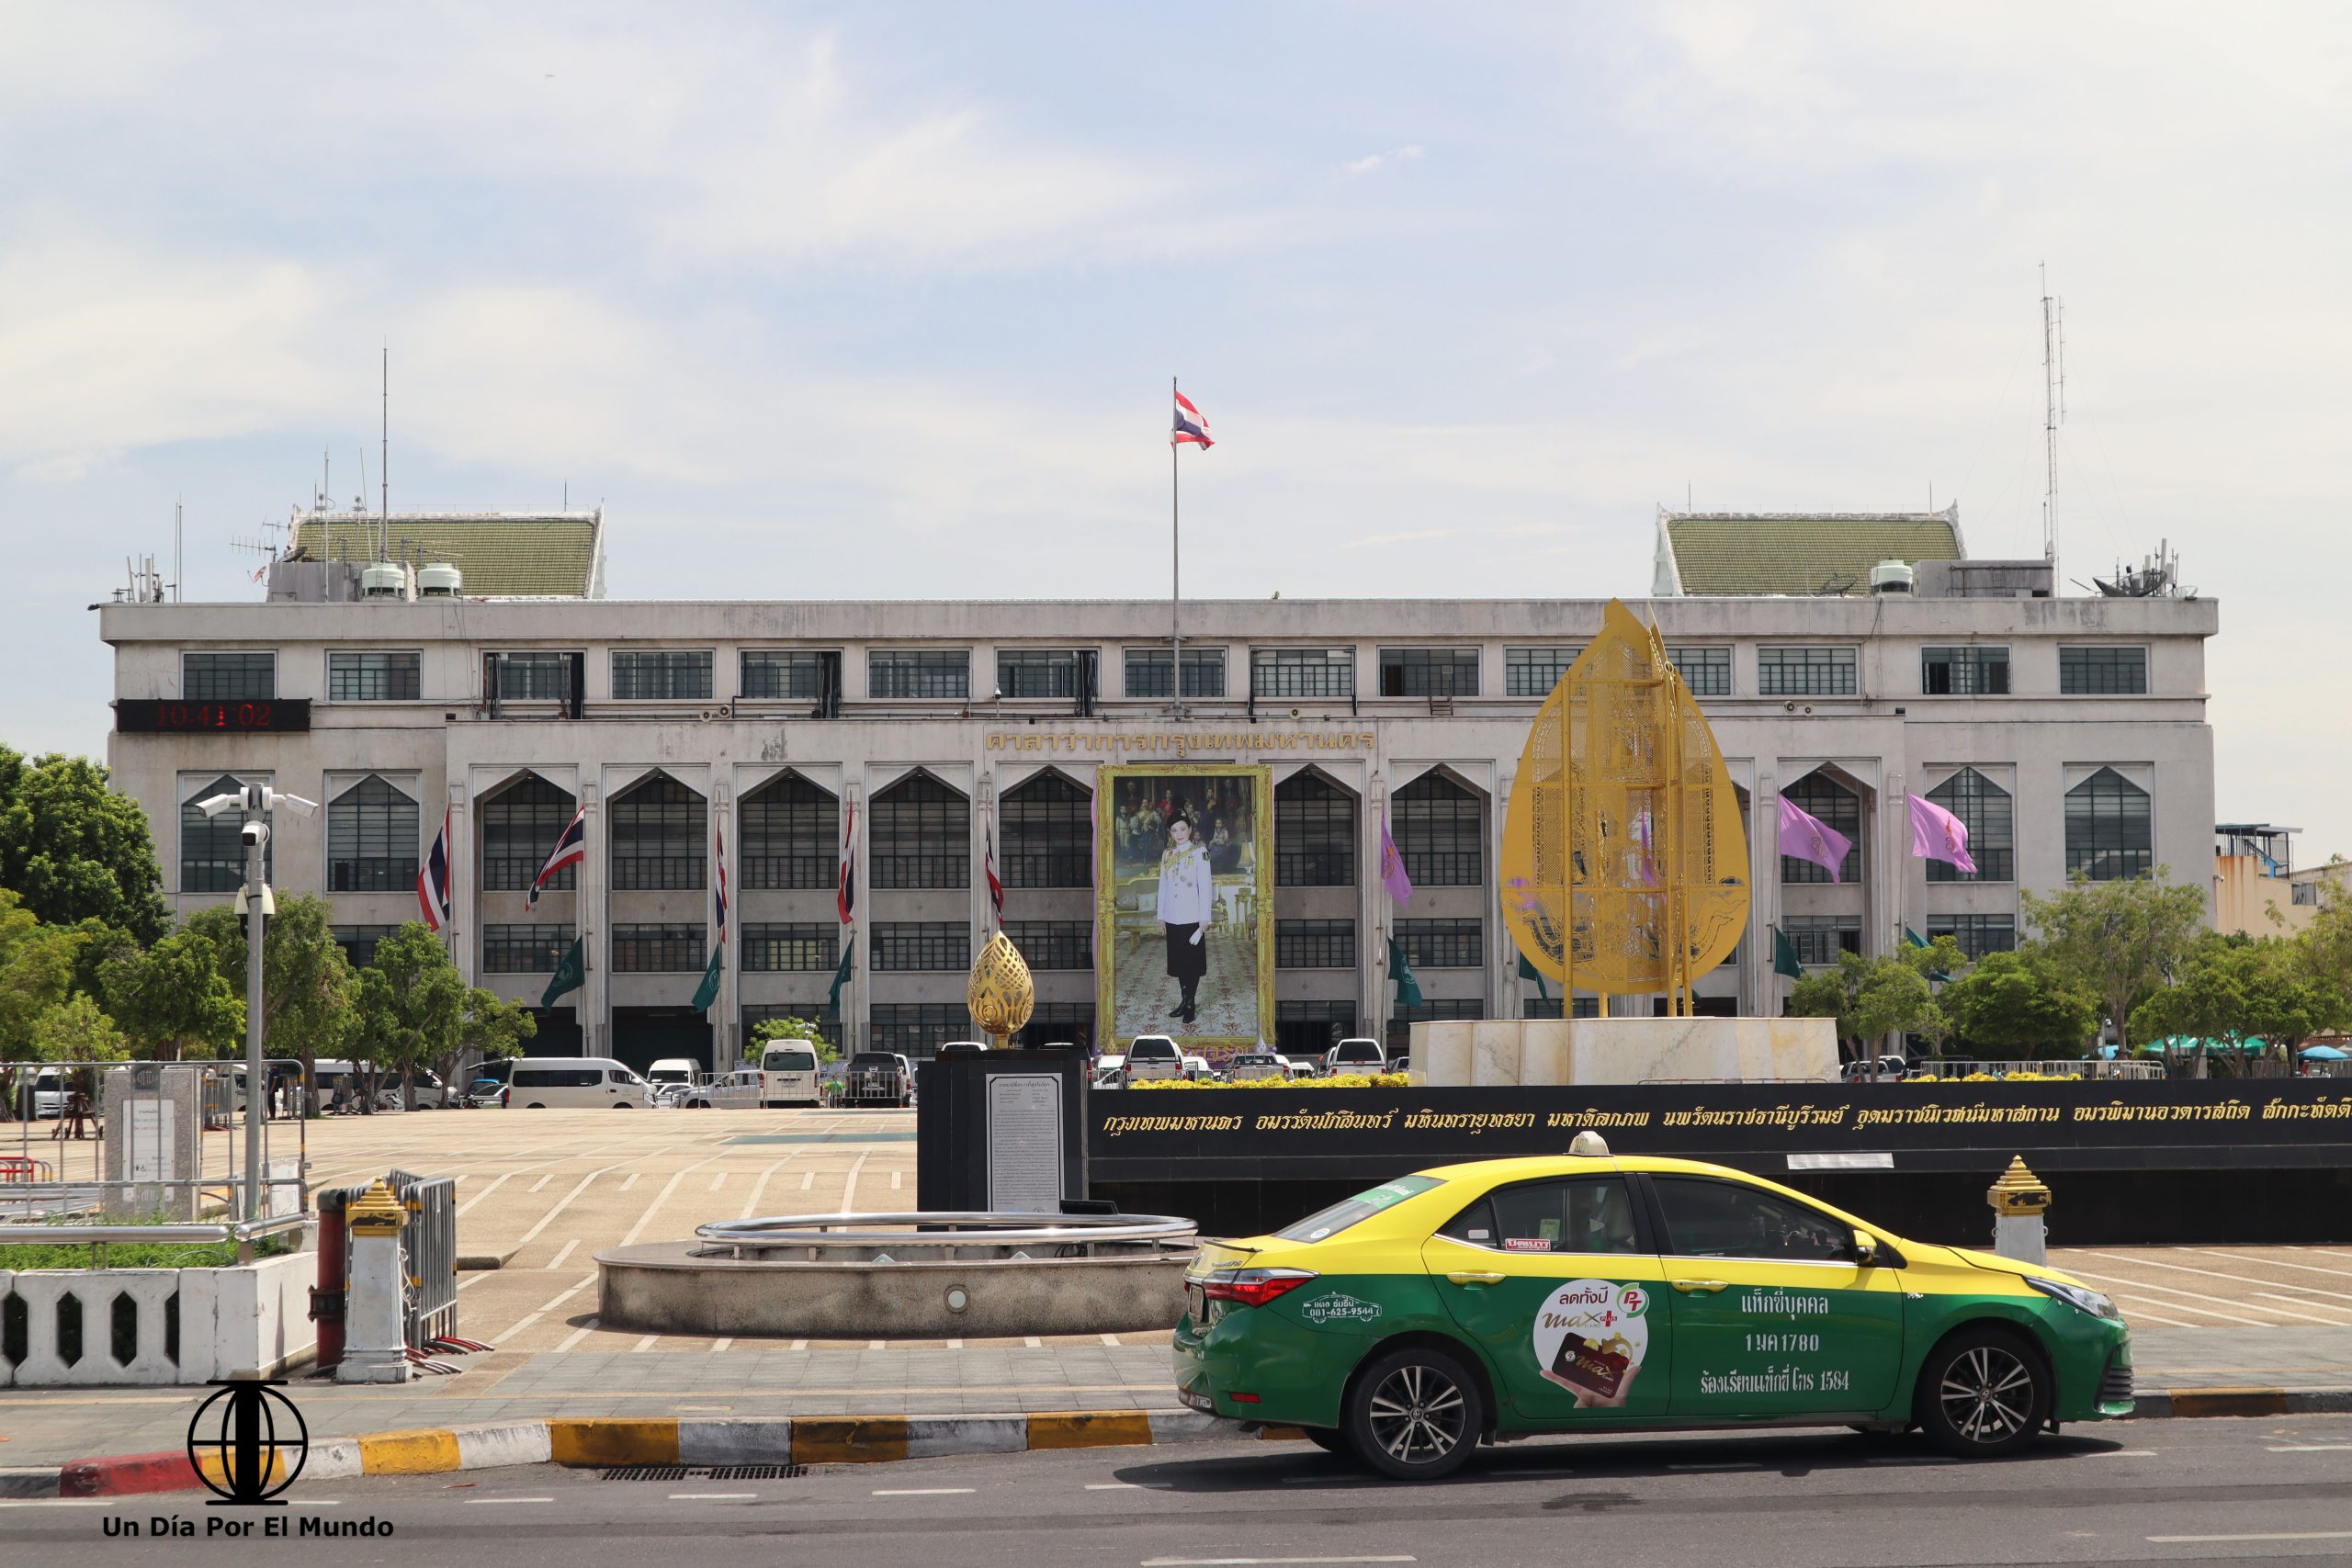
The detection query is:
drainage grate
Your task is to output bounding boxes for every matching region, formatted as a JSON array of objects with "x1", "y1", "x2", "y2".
[{"x1": 599, "y1": 1464, "x2": 806, "y2": 1483}]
